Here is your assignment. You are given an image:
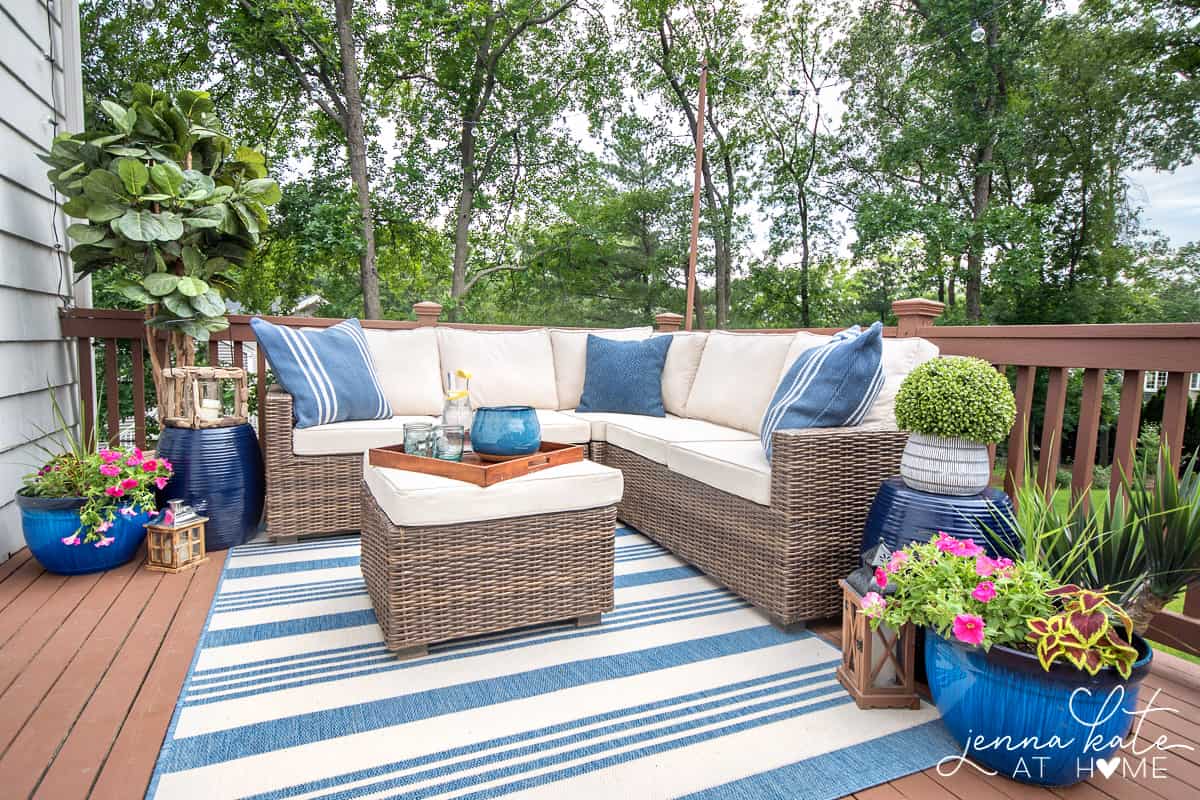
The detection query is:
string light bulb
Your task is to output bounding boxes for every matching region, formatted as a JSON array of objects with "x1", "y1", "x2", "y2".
[{"x1": 970, "y1": 21, "x2": 987, "y2": 44}]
